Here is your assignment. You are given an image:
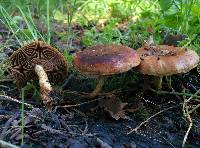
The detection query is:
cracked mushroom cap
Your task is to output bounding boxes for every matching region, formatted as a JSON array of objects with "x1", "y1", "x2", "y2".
[
  {"x1": 73, "y1": 44, "x2": 141, "y2": 75},
  {"x1": 137, "y1": 45, "x2": 199, "y2": 76},
  {"x1": 10, "y1": 40, "x2": 68, "y2": 88}
]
